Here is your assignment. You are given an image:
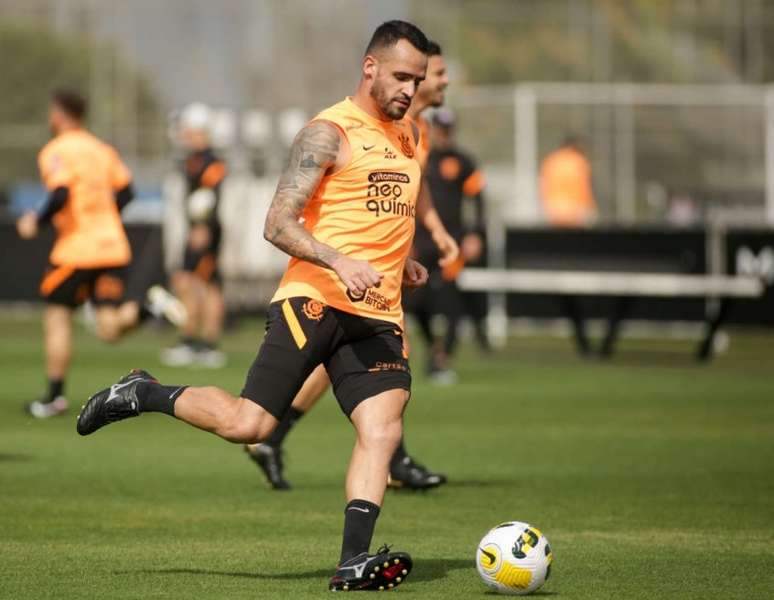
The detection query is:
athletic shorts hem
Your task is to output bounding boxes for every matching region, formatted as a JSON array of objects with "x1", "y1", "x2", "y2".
[{"x1": 332, "y1": 372, "x2": 411, "y2": 418}]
